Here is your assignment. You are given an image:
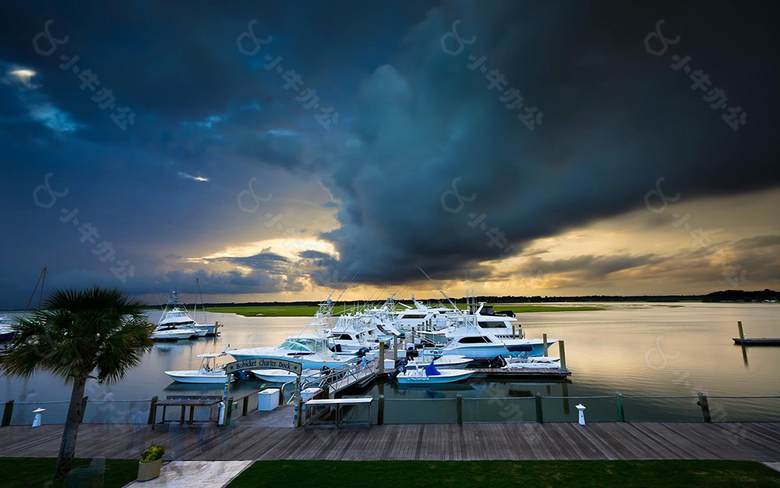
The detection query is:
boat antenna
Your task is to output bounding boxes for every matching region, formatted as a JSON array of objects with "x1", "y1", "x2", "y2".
[
  {"x1": 416, "y1": 266, "x2": 458, "y2": 311},
  {"x1": 325, "y1": 261, "x2": 358, "y2": 302},
  {"x1": 334, "y1": 262, "x2": 363, "y2": 303},
  {"x1": 25, "y1": 267, "x2": 47, "y2": 311}
]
